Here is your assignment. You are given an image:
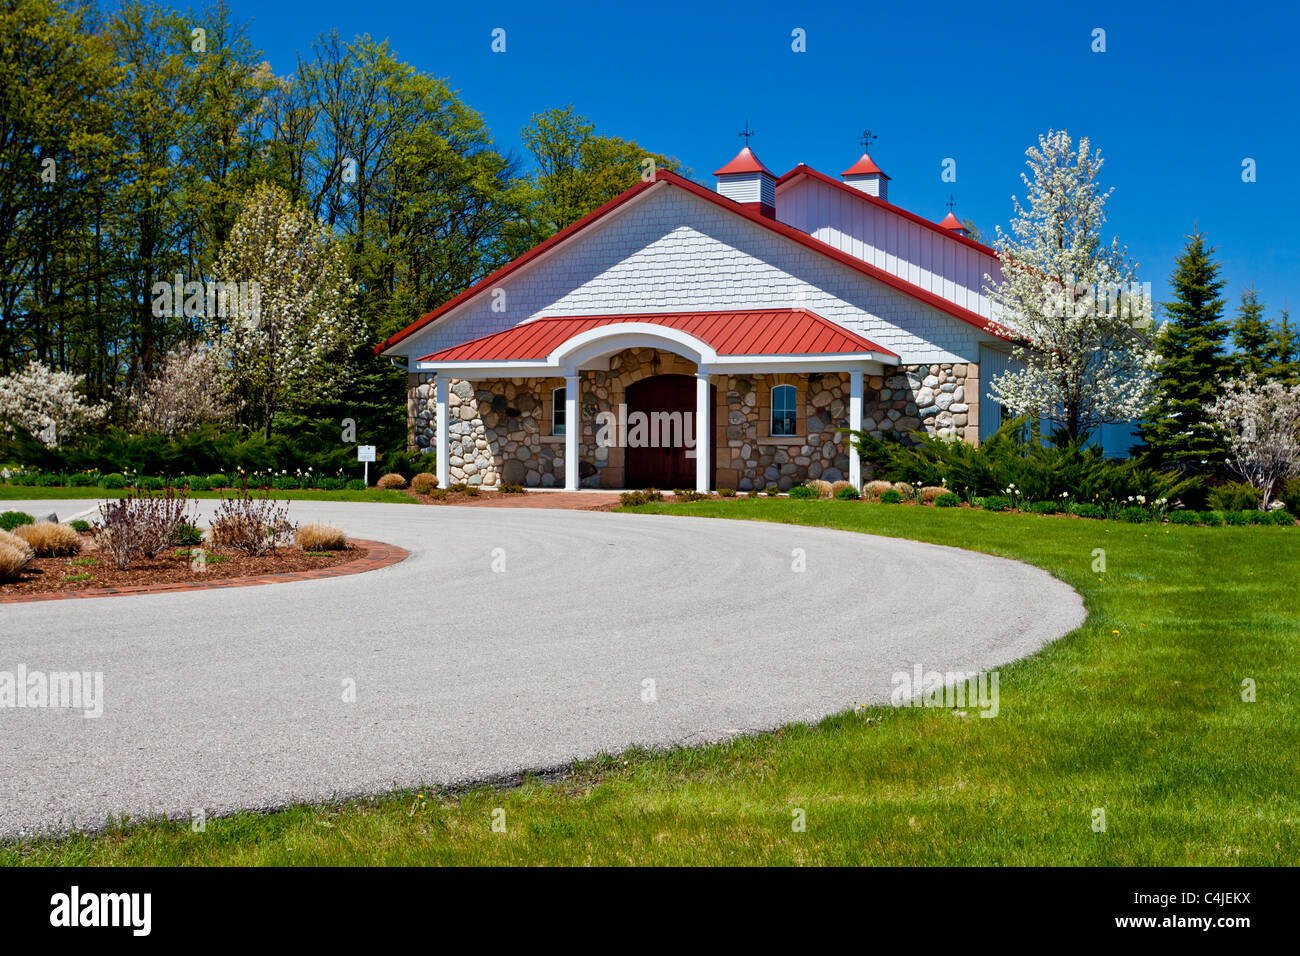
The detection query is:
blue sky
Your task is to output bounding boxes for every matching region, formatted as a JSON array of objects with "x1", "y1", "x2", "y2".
[{"x1": 222, "y1": 0, "x2": 1299, "y2": 322}]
